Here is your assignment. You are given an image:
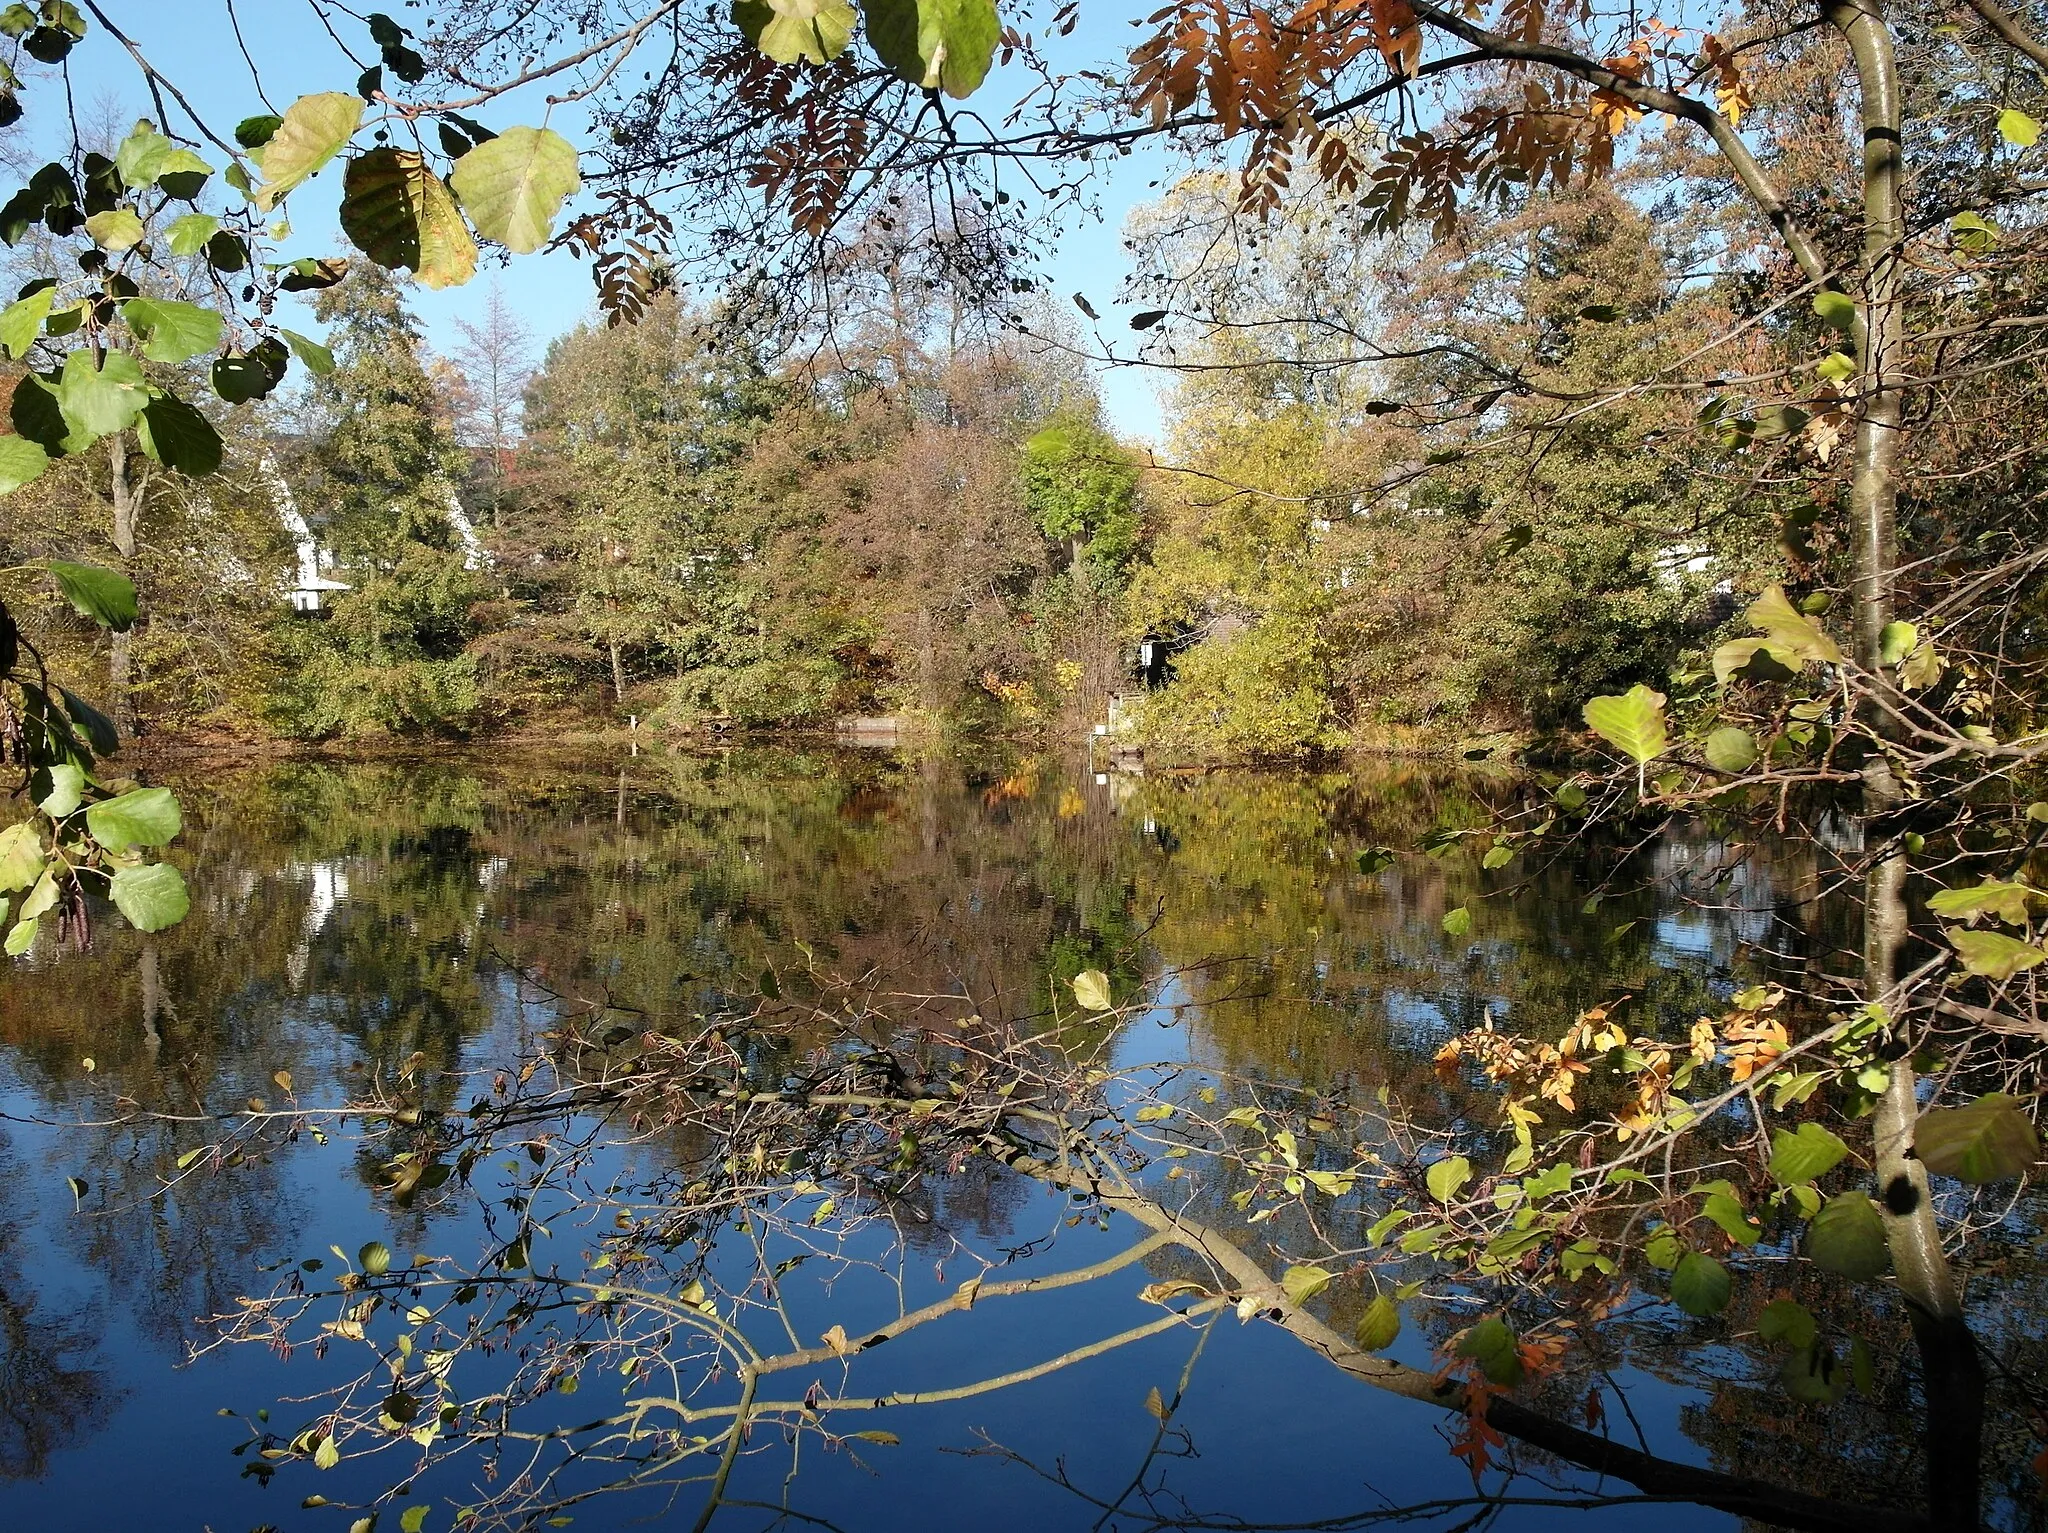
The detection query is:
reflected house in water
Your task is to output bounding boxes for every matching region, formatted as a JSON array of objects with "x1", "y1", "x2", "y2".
[{"x1": 261, "y1": 450, "x2": 491, "y2": 615}]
